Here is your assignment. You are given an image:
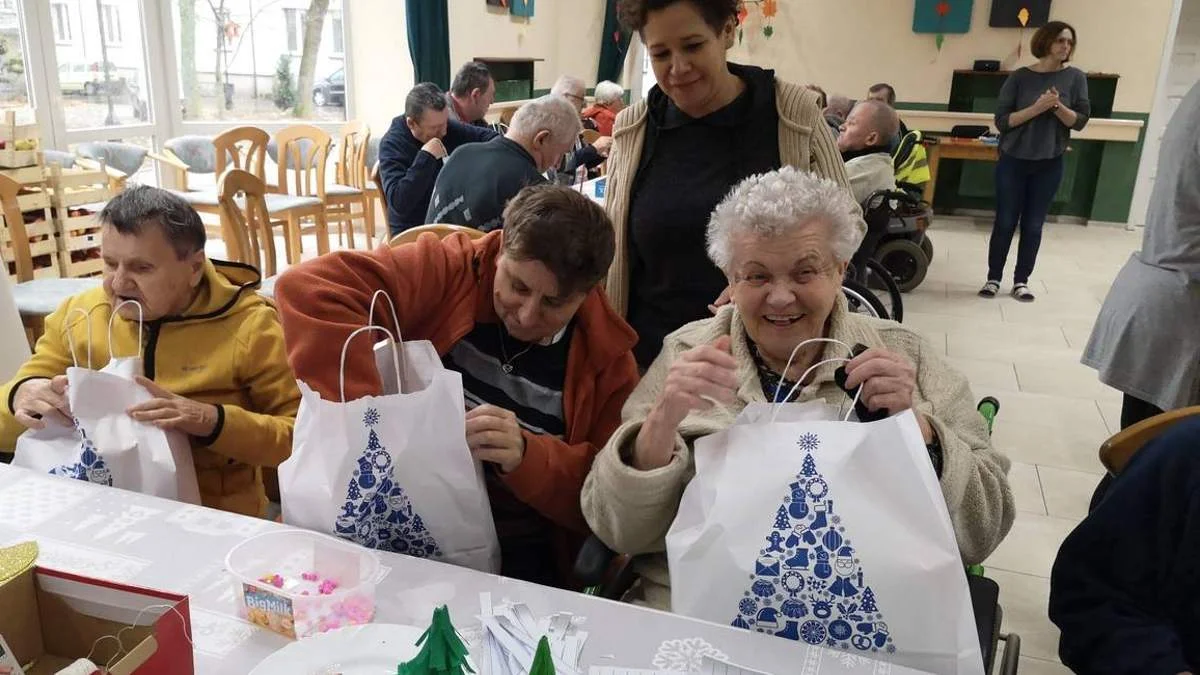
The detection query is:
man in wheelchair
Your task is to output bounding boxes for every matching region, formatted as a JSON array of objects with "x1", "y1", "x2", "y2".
[{"x1": 838, "y1": 99, "x2": 900, "y2": 204}]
